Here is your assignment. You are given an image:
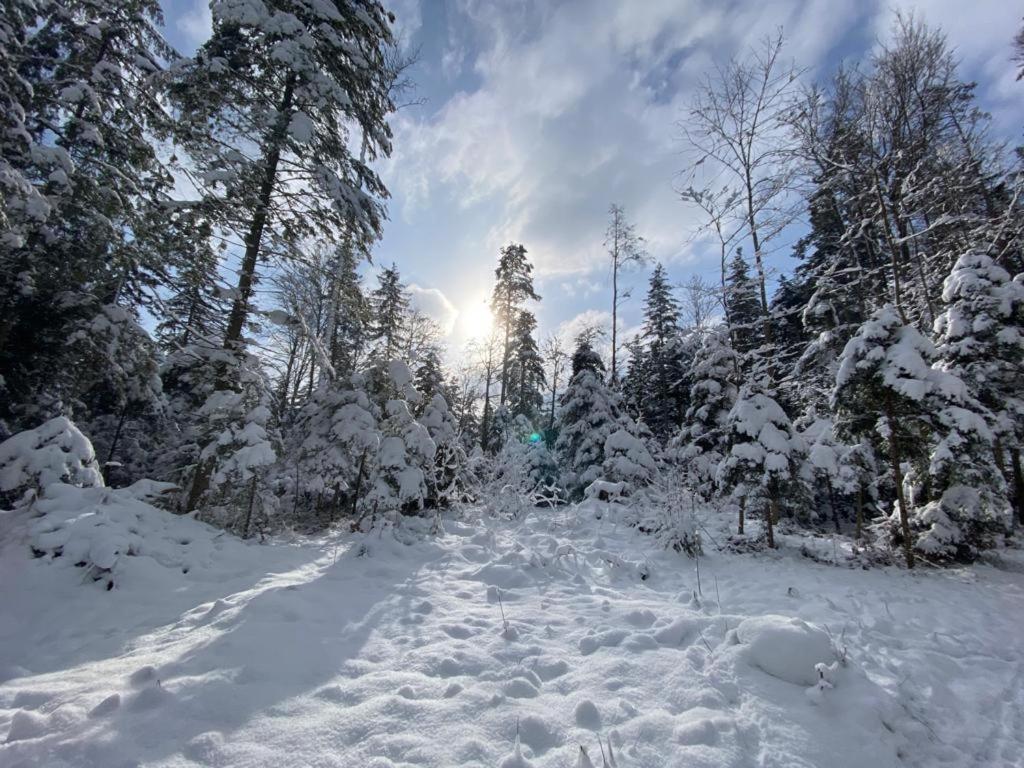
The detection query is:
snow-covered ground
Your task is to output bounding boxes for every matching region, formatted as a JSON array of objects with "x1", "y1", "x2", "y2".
[{"x1": 1, "y1": 494, "x2": 1023, "y2": 768}]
